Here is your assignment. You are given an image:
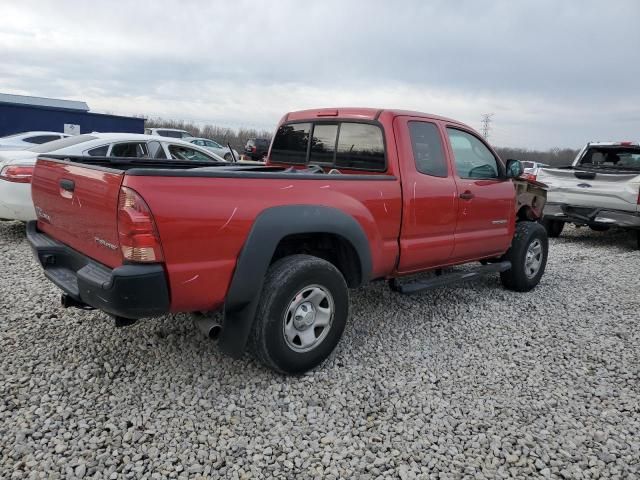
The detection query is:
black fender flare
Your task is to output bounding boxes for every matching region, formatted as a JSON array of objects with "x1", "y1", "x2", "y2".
[{"x1": 219, "y1": 205, "x2": 372, "y2": 357}]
